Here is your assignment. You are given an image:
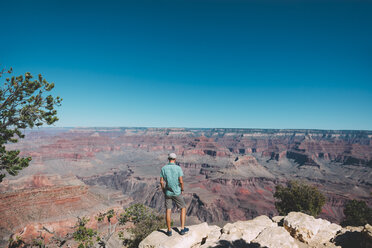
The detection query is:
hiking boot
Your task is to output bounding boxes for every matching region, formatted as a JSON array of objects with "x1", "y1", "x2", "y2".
[
  {"x1": 180, "y1": 227, "x2": 189, "y2": 235},
  {"x1": 165, "y1": 230, "x2": 172, "y2": 236}
]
